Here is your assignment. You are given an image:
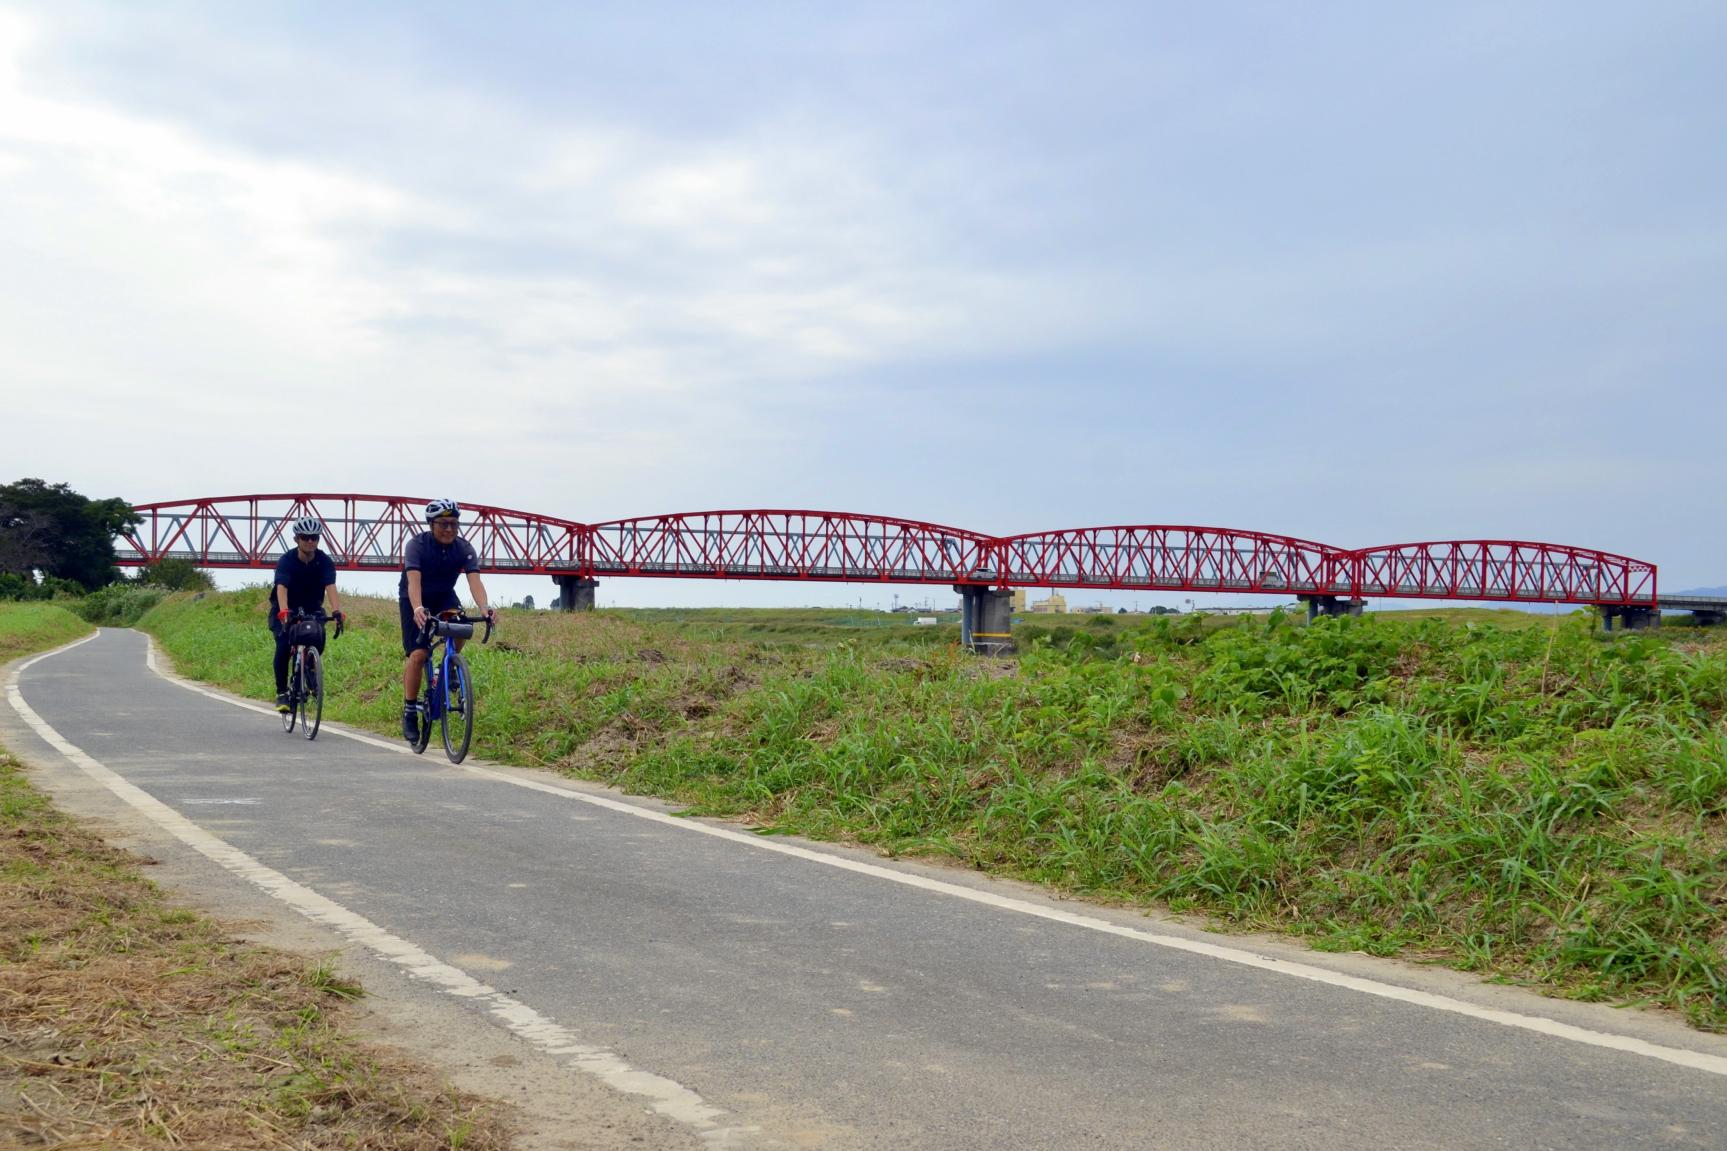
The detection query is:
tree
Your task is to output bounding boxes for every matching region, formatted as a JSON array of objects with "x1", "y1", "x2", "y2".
[
  {"x1": 0, "y1": 478, "x2": 140, "y2": 591},
  {"x1": 0, "y1": 507, "x2": 52, "y2": 578},
  {"x1": 136, "y1": 557, "x2": 216, "y2": 591}
]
